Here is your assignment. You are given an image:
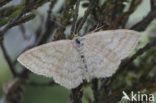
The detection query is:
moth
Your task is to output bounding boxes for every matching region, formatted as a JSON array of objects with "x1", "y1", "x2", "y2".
[{"x1": 17, "y1": 29, "x2": 141, "y2": 89}]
